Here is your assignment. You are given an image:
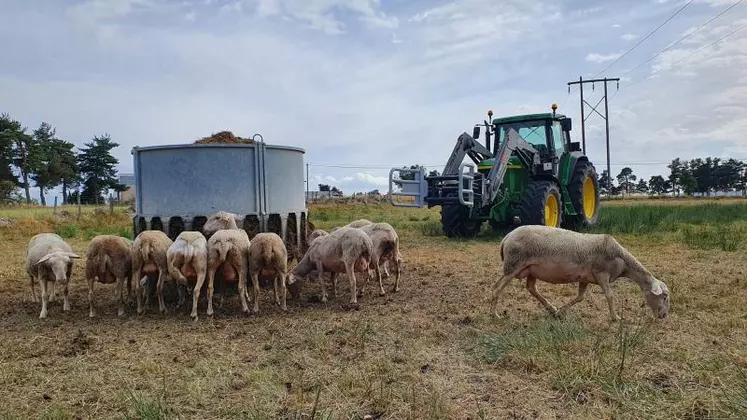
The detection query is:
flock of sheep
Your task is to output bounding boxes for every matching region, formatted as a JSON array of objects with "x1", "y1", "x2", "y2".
[
  {"x1": 25, "y1": 211, "x2": 402, "y2": 320},
  {"x1": 25, "y1": 208, "x2": 671, "y2": 322}
]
